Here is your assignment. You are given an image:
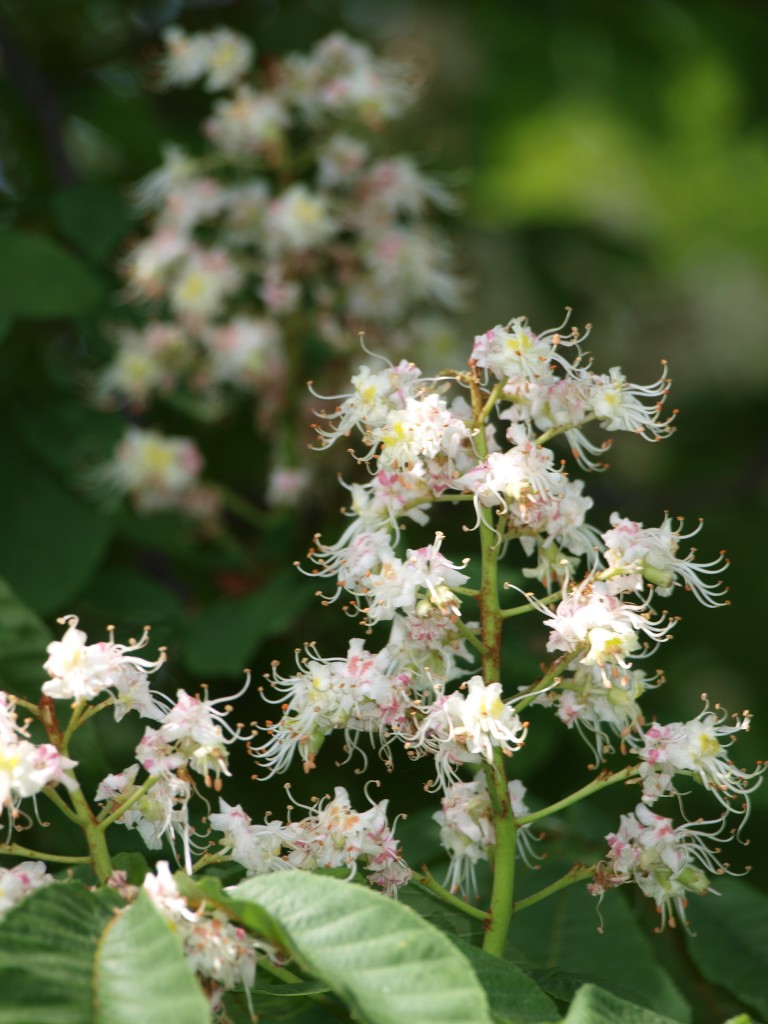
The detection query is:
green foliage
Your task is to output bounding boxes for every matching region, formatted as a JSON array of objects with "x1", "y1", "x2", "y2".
[
  {"x1": 0, "y1": 433, "x2": 114, "y2": 615},
  {"x1": 95, "y1": 891, "x2": 211, "y2": 1024},
  {"x1": 0, "y1": 230, "x2": 105, "y2": 322},
  {"x1": 229, "y1": 873, "x2": 494, "y2": 1024},
  {"x1": 452, "y1": 939, "x2": 560, "y2": 1024},
  {"x1": 0, "y1": 882, "x2": 207, "y2": 1024},
  {"x1": 50, "y1": 183, "x2": 133, "y2": 264},
  {"x1": 508, "y1": 860, "x2": 690, "y2": 1021},
  {"x1": 561, "y1": 984, "x2": 682, "y2": 1024},
  {"x1": 181, "y1": 568, "x2": 315, "y2": 677},
  {"x1": 0, "y1": 577, "x2": 51, "y2": 697},
  {"x1": 684, "y1": 879, "x2": 768, "y2": 1022}
]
